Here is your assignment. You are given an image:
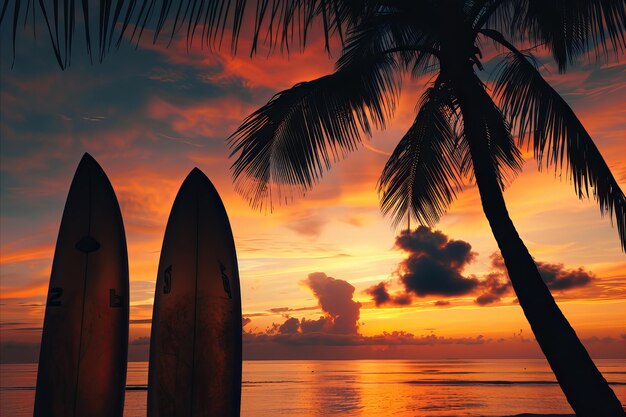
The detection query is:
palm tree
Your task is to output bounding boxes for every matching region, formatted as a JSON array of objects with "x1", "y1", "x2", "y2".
[
  {"x1": 228, "y1": 4, "x2": 626, "y2": 415},
  {"x1": 3, "y1": 0, "x2": 625, "y2": 414}
]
